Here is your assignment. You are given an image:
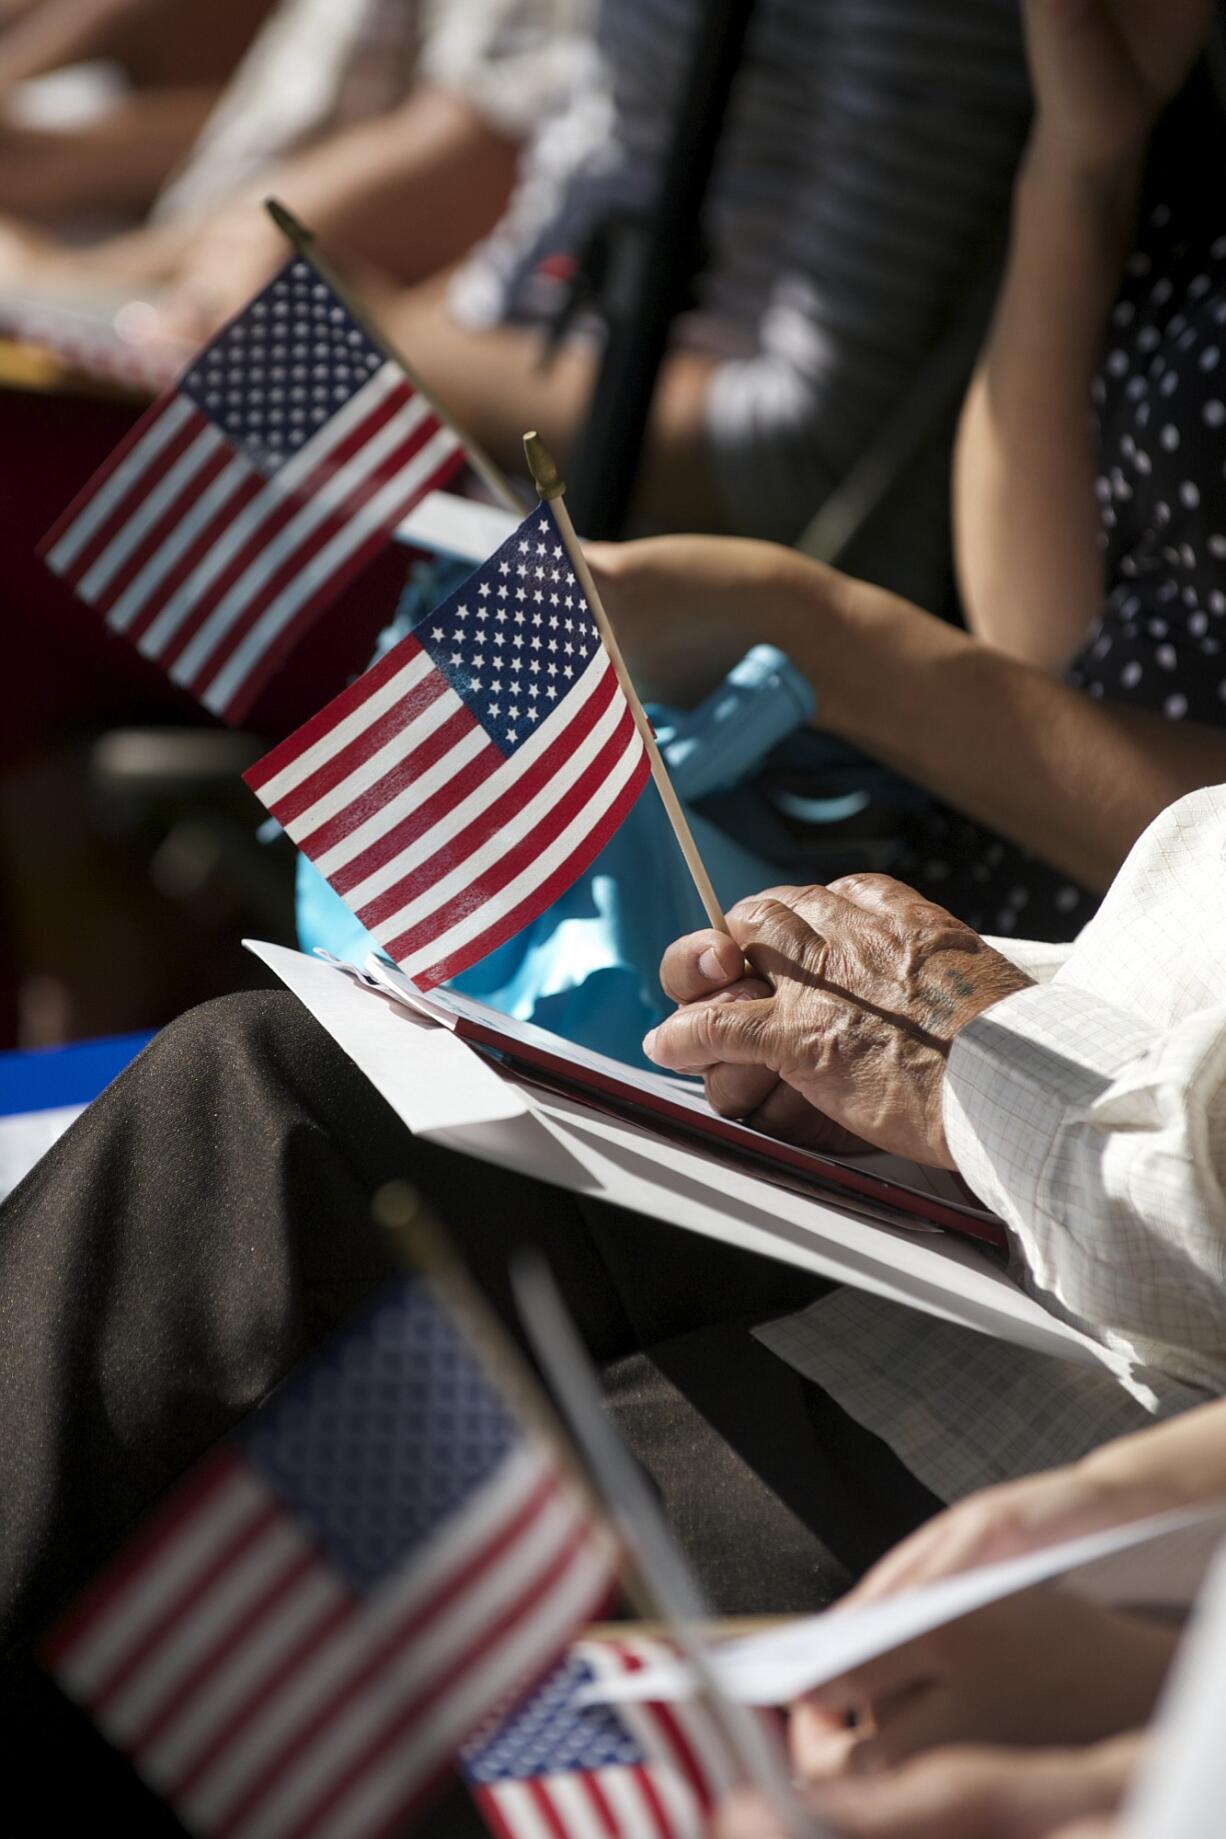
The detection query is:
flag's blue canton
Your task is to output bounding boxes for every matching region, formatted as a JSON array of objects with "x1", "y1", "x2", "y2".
[
  {"x1": 415, "y1": 505, "x2": 602, "y2": 756},
  {"x1": 242, "y1": 1279, "x2": 518, "y2": 1591},
  {"x1": 461, "y1": 1653, "x2": 645, "y2": 1784},
  {"x1": 180, "y1": 256, "x2": 385, "y2": 477}
]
